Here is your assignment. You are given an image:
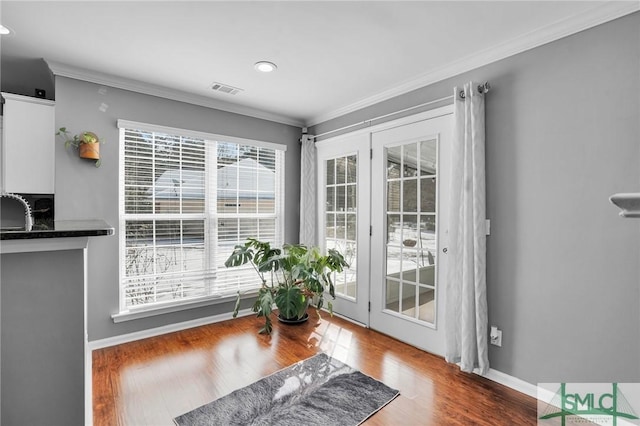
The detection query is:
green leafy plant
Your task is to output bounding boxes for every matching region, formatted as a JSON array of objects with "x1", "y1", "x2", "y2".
[
  {"x1": 56, "y1": 127, "x2": 99, "y2": 147},
  {"x1": 225, "y1": 237, "x2": 349, "y2": 335},
  {"x1": 56, "y1": 127, "x2": 102, "y2": 167}
]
